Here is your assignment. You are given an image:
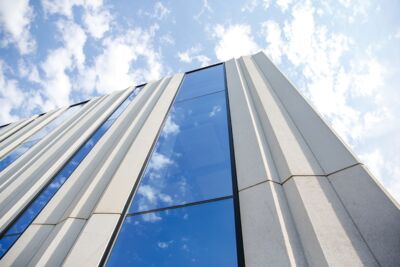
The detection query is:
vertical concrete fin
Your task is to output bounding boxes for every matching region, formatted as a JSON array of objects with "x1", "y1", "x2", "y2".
[
  {"x1": 0, "y1": 90, "x2": 128, "y2": 232},
  {"x1": 226, "y1": 58, "x2": 307, "y2": 266},
  {"x1": 252, "y1": 52, "x2": 359, "y2": 174},
  {"x1": 237, "y1": 55, "x2": 324, "y2": 182}
]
